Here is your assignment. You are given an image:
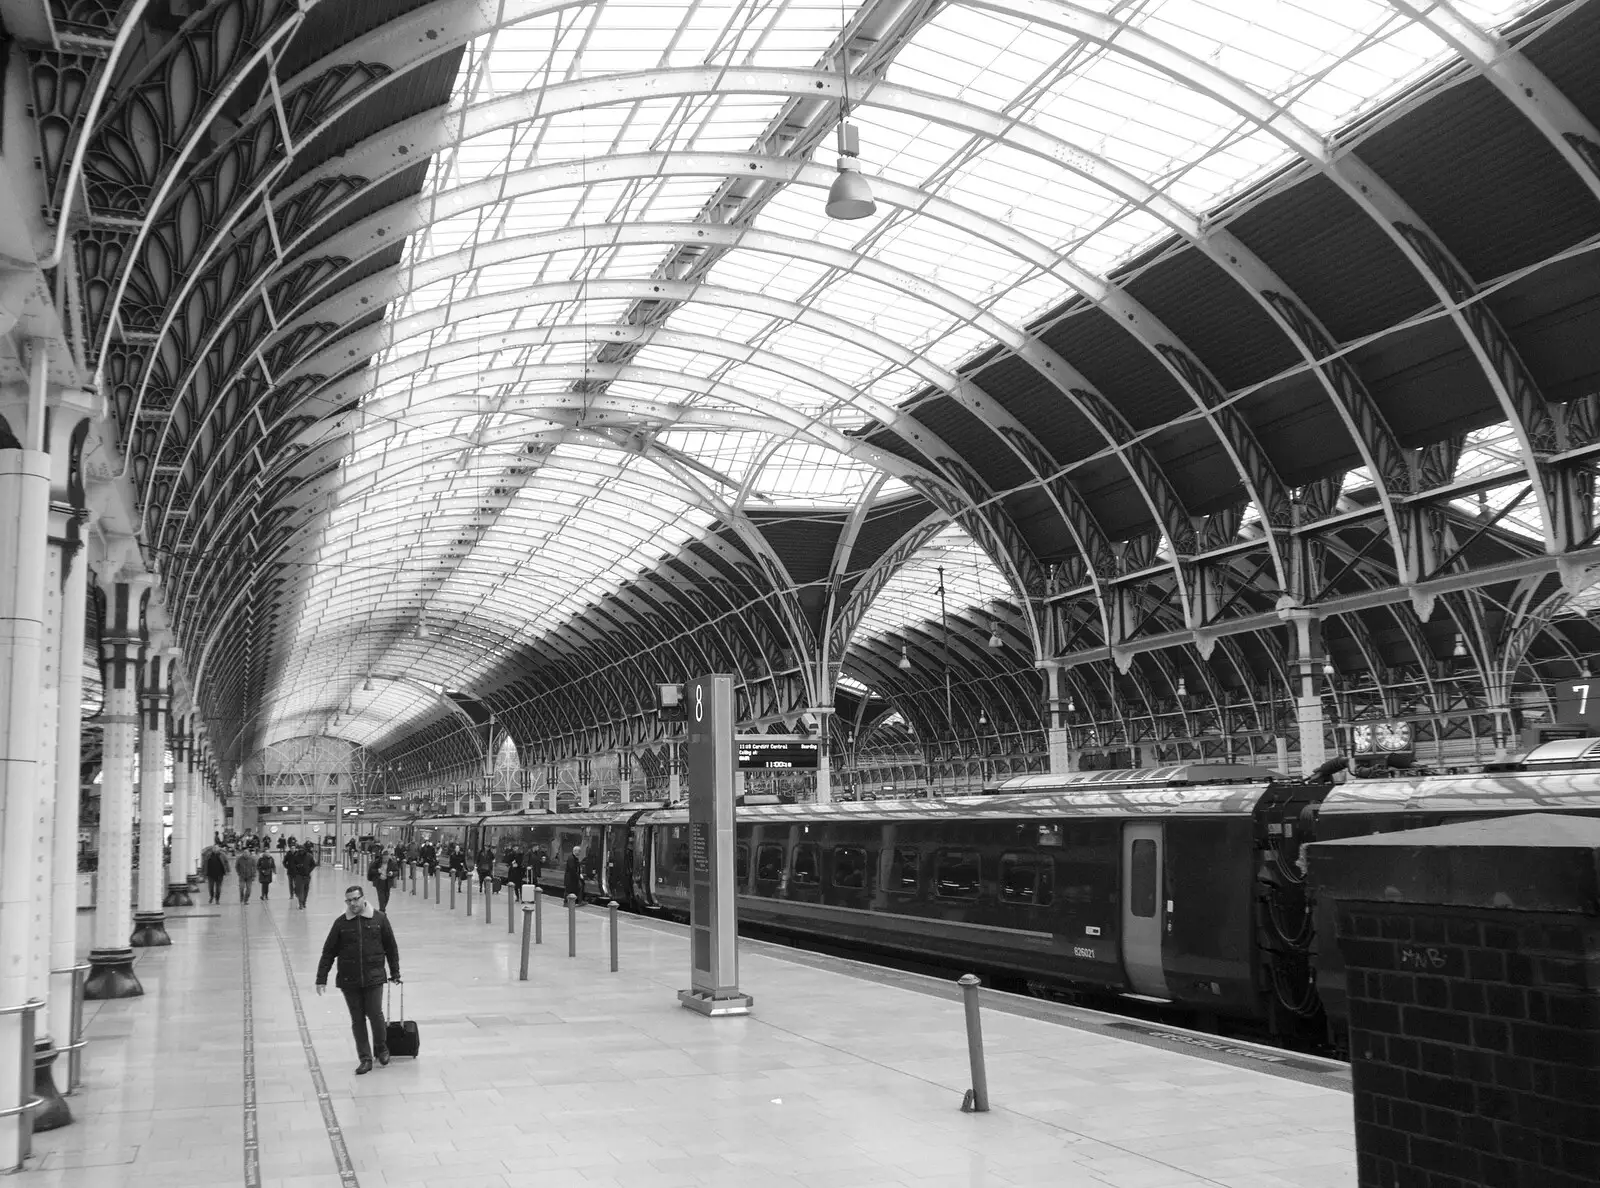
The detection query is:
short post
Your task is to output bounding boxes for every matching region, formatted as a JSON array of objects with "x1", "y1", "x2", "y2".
[
  {"x1": 66, "y1": 964, "x2": 88, "y2": 1091},
  {"x1": 449, "y1": 876, "x2": 456, "y2": 910},
  {"x1": 485, "y1": 882, "x2": 492, "y2": 926},
  {"x1": 519, "y1": 905, "x2": 534, "y2": 980},
  {"x1": 608, "y1": 900, "x2": 619, "y2": 972},
  {"x1": 434, "y1": 872, "x2": 440, "y2": 903},
  {"x1": 411, "y1": 865, "x2": 417, "y2": 894},
  {"x1": 566, "y1": 893, "x2": 577, "y2": 957},
  {"x1": 958, "y1": 974, "x2": 989, "y2": 1113},
  {"x1": 466, "y1": 876, "x2": 473, "y2": 917},
  {"x1": 508, "y1": 891, "x2": 516, "y2": 933},
  {"x1": 534, "y1": 886, "x2": 543, "y2": 944}
]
